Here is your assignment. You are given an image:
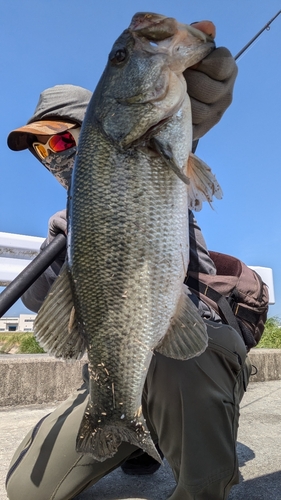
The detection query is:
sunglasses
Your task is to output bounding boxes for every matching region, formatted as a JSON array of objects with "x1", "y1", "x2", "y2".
[{"x1": 32, "y1": 127, "x2": 80, "y2": 160}]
